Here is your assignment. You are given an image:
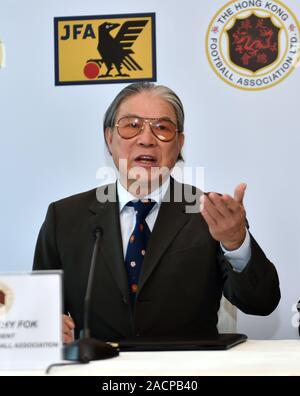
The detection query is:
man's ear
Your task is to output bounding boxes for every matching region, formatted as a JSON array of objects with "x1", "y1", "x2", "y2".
[
  {"x1": 179, "y1": 132, "x2": 185, "y2": 150},
  {"x1": 104, "y1": 127, "x2": 113, "y2": 155}
]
